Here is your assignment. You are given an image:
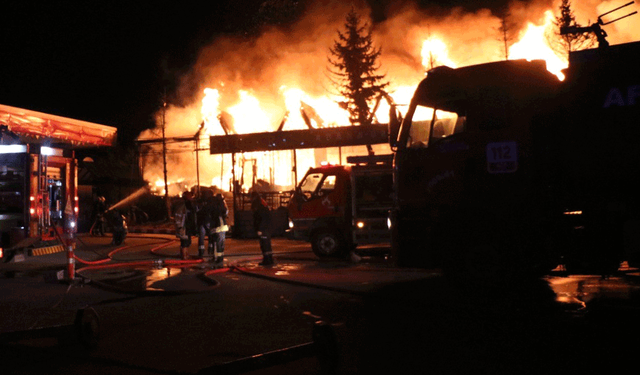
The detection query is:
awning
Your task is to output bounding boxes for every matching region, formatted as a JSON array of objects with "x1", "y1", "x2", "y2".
[{"x1": 0, "y1": 104, "x2": 117, "y2": 147}]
